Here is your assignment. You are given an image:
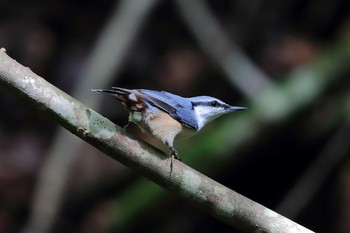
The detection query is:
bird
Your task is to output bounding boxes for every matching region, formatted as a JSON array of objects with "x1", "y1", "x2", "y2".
[{"x1": 92, "y1": 87, "x2": 246, "y2": 161}]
